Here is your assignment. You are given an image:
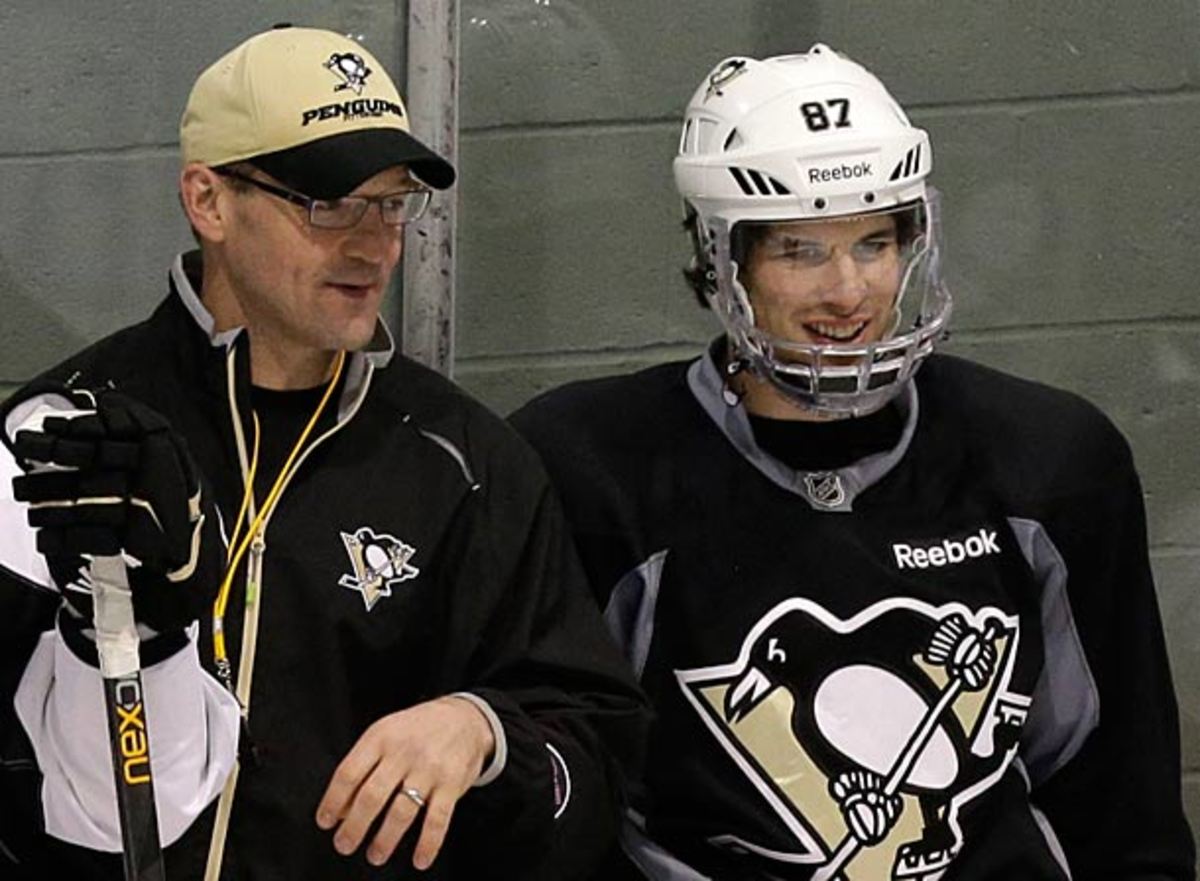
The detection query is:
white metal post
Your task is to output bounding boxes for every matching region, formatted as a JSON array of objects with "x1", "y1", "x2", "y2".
[{"x1": 403, "y1": 0, "x2": 459, "y2": 376}]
